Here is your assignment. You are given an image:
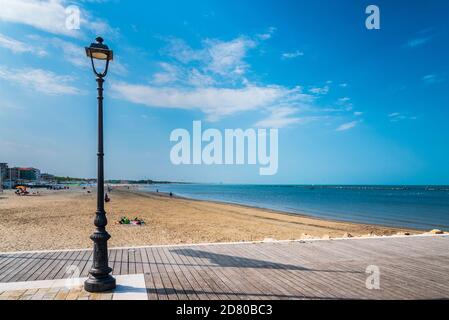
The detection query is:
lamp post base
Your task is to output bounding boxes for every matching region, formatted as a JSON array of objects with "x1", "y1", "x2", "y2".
[{"x1": 84, "y1": 274, "x2": 116, "y2": 293}]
